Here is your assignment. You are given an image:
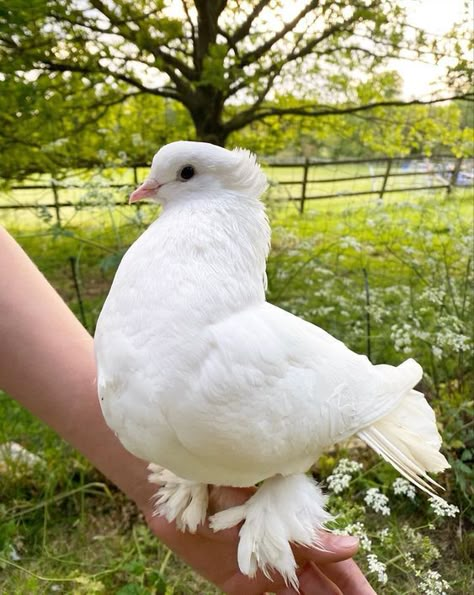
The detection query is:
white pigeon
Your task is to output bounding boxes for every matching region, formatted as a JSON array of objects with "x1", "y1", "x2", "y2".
[{"x1": 94, "y1": 141, "x2": 449, "y2": 588}]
